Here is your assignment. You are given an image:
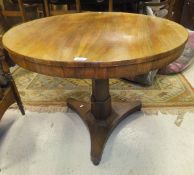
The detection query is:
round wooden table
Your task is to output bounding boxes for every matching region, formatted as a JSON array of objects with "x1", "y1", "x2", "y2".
[{"x1": 2, "y1": 12, "x2": 188, "y2": 165}]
